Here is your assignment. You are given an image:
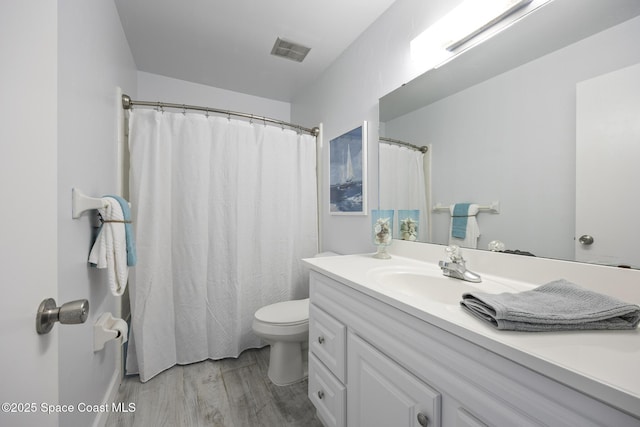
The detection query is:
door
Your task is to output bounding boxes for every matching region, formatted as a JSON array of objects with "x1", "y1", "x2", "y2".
[
  {"x1": 347, "y1": 332, "x2": 441, "y2": 427},
  {"x1": 575, "y1": 63, "x2": 640, "y2": 268},
  {"x1": 0, "y1": 3, "x2": 59, "y2": 427}
]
